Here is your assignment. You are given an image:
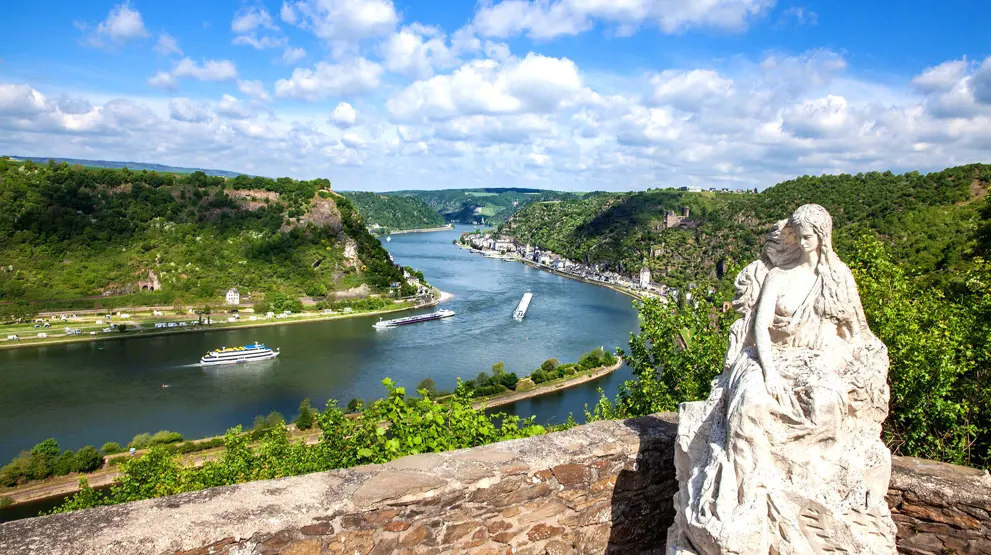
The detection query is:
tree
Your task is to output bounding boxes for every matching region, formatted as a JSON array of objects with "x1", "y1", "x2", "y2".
[
  {"x1": 491, "y1": 362, "x2": 505, "y2": 375},
  {"x1": 416, "y1": 378, "x2": 437, "y2": 398},
  {"x1": 541, "y1": 358, "x2": 559, "y2": 372},
  {"x1": 295, "y1": 399, "x2": 314, "y2": 430},
  {"x1": 101, "y1": 442, "x2": 122, "y2": 455},
  {"x1": 346, "y1": 398, "x2": 364, "y2": 413}
]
